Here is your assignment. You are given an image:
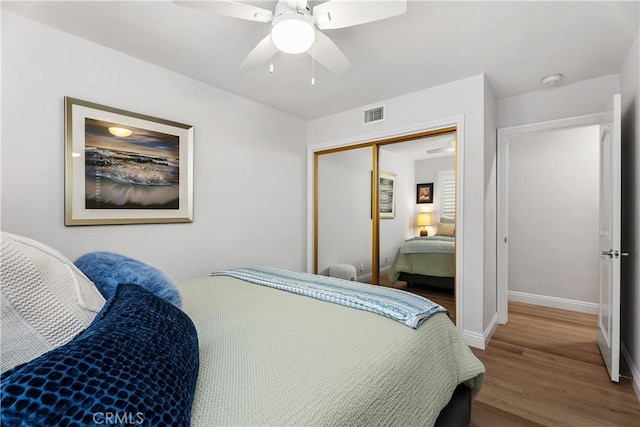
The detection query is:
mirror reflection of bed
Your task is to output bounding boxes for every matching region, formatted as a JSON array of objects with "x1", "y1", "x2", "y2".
[{"x1": 378, "y1": 133, "x2": 456, "y2": 323}]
